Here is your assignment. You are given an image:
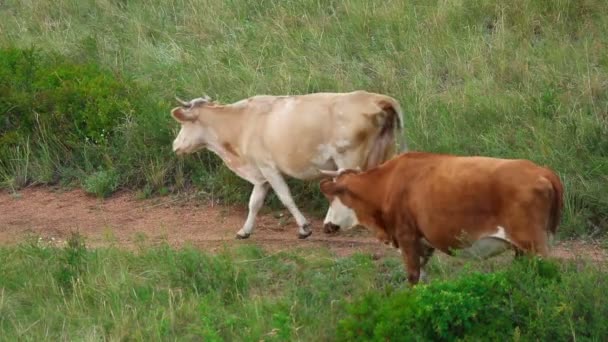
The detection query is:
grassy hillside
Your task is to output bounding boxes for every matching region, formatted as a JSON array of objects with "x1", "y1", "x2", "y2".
[
  {"x1": 1, "y1": 0, "x2": 607, "y2": 238},
  {"x1": 0, "y1": 234, "x2": 606, "y2": 340}
]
